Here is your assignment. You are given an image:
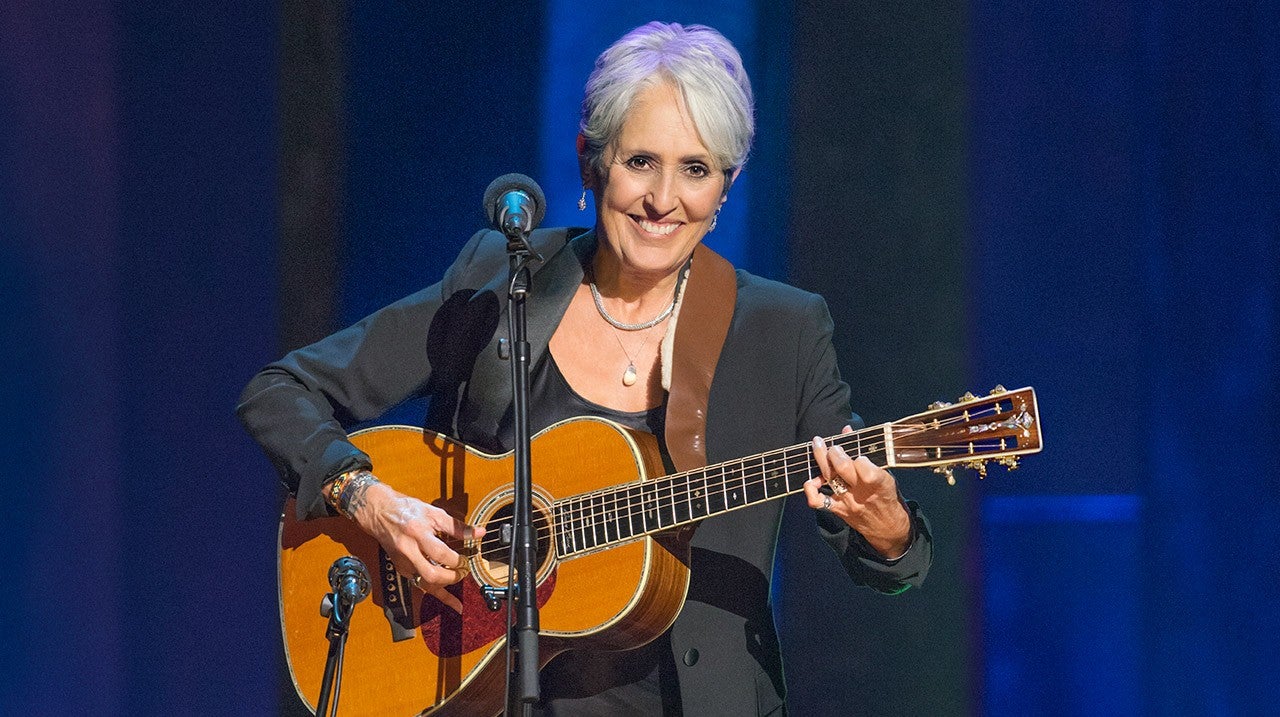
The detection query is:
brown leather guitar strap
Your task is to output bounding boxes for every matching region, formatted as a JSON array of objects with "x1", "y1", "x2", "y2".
[{"x1": 664, "y1": 243, "x2": 737, "y2": 473}]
